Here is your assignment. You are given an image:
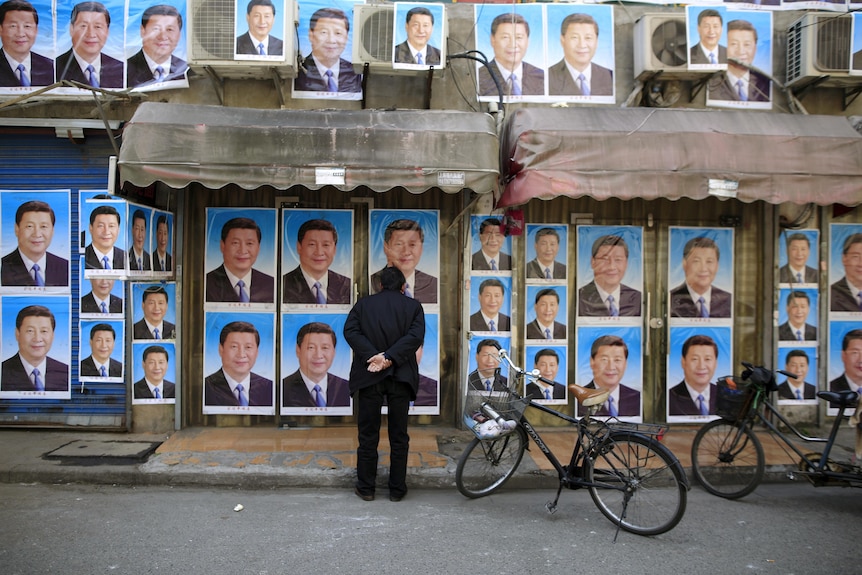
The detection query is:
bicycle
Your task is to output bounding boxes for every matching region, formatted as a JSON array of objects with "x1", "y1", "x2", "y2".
[
  {"x1": 691, "y1": 361, "x2": 862, "y2": 499},
  {"x1": 455, "y1": 350, "x2": 689, "y2": 537}
]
